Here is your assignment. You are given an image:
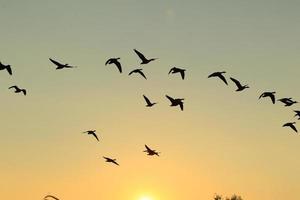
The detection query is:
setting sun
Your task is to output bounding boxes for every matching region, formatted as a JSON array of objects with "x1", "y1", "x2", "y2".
[{"x1": 139, "y1": 196, "x2": 153, "y2": 200}]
